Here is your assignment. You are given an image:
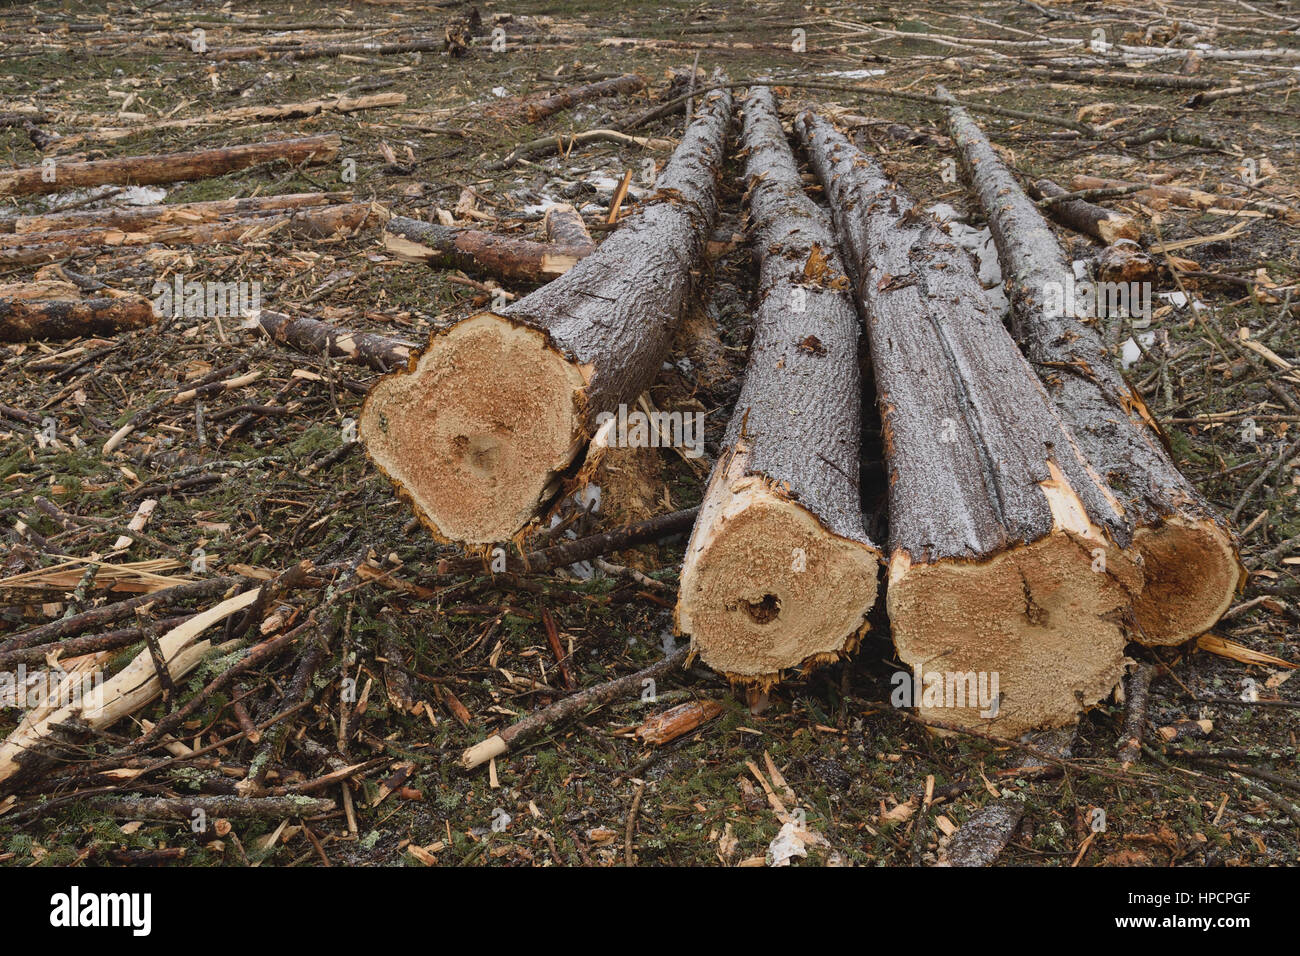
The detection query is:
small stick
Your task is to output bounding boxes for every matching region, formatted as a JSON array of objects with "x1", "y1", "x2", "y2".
[
  {"x1": 460, "y1": 647, "x2": 689, "y2": 769},
  {"x1": 606, "y1": 168, "x2": 633, "y2": 224}
]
